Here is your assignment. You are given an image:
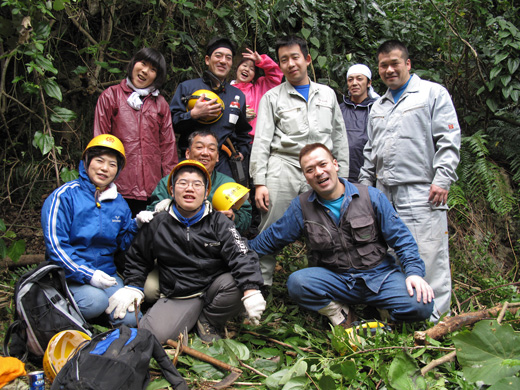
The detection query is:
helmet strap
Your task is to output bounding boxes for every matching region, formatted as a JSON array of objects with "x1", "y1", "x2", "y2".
[{"x1": 202, "y1": 70, "x2": 225, "y2": 93}]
